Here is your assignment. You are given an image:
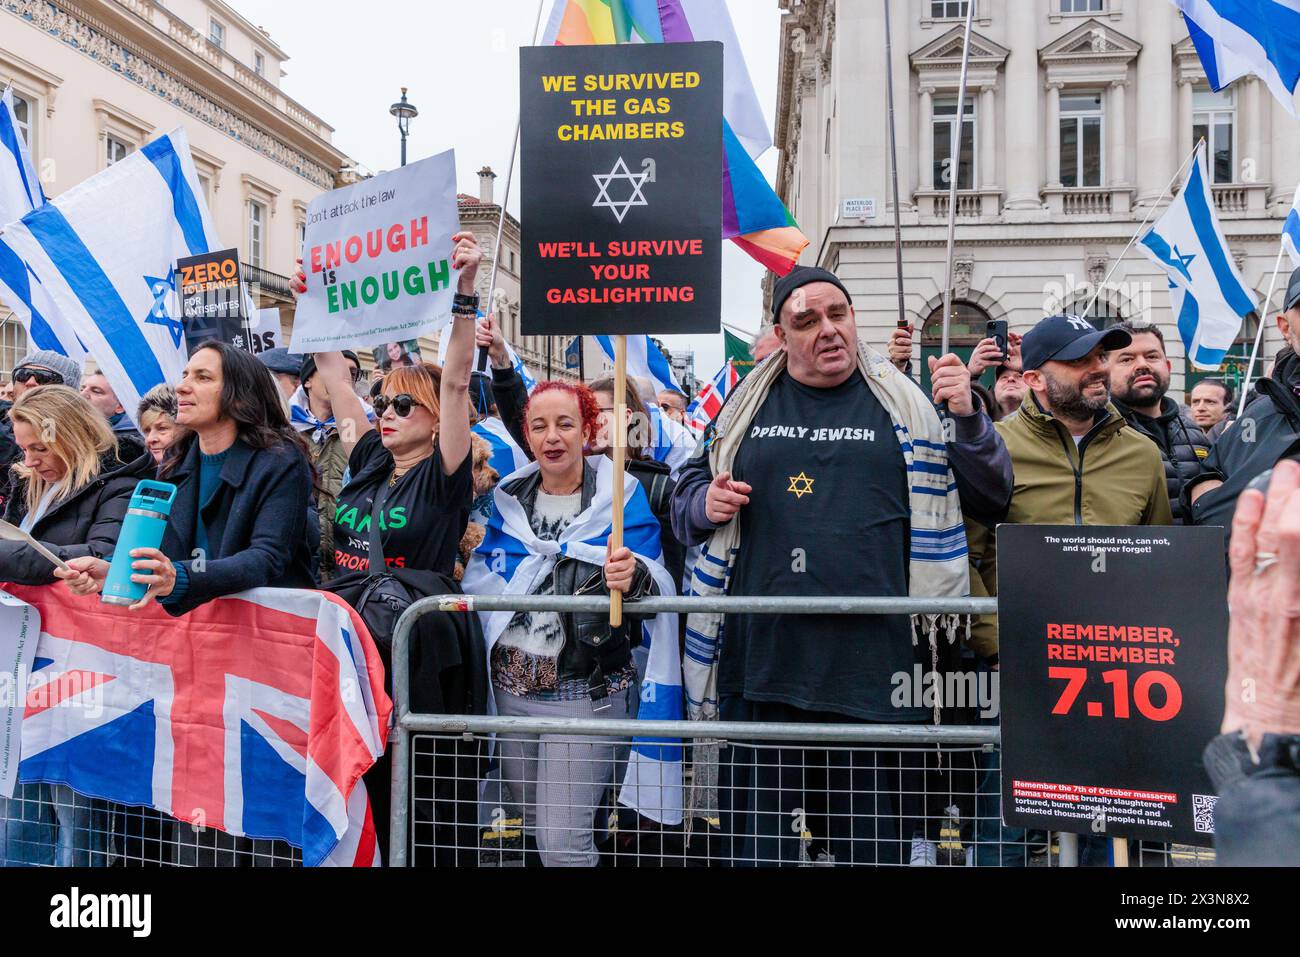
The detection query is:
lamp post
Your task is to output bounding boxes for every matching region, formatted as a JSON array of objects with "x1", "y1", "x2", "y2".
[{"x1": 389, "y1": 87, "x2": 418, "y2": 168}]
